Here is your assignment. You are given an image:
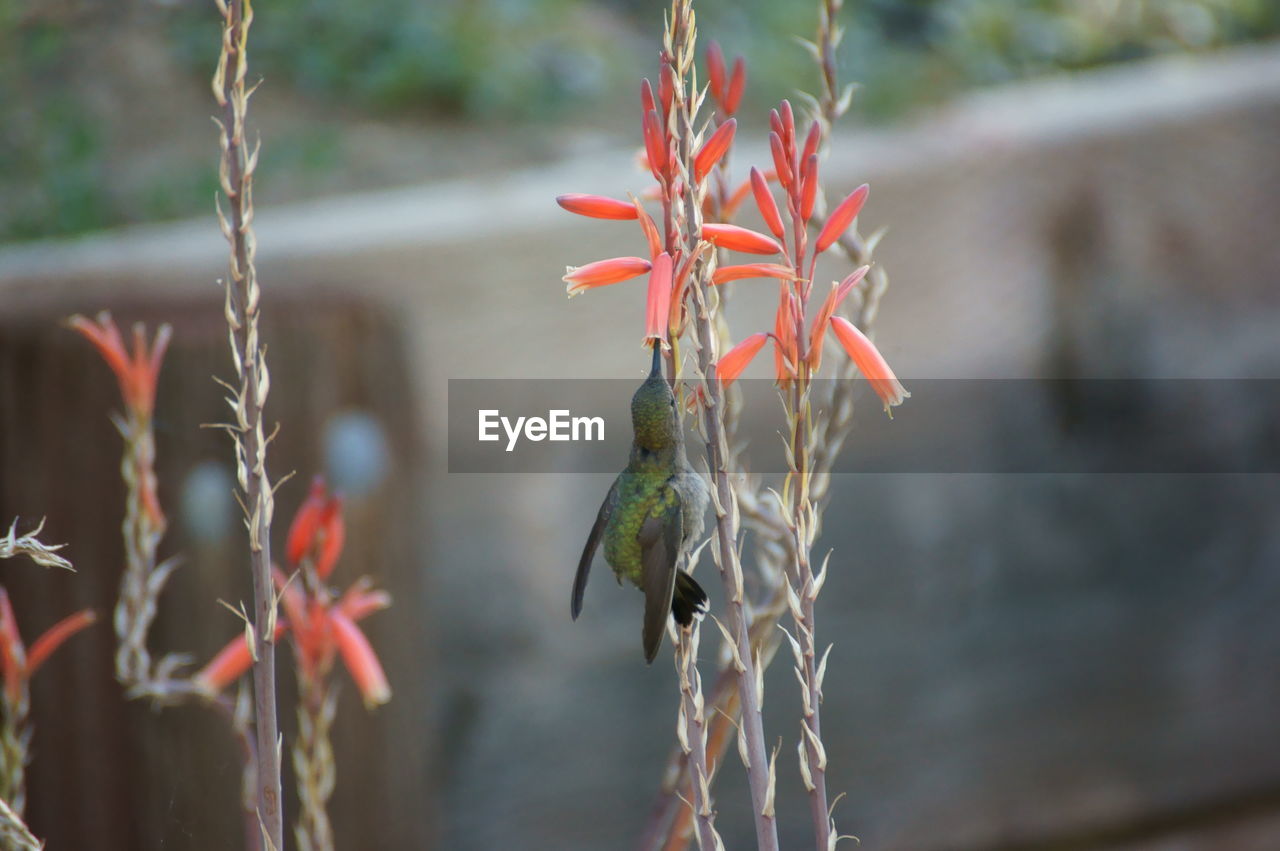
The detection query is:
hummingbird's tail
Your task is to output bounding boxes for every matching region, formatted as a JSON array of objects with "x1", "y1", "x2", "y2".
[{"x1": 671, "y1": 570, "x2": 708, "y2": 627}]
